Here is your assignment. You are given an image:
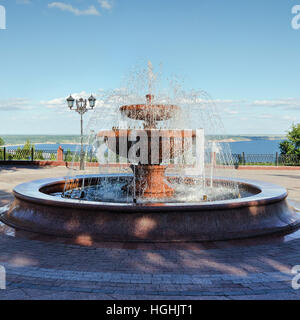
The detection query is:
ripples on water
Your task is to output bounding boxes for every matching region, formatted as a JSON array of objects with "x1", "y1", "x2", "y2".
[{"x1": 52, "y1": 179, "x2": 255, "y2": 204}]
